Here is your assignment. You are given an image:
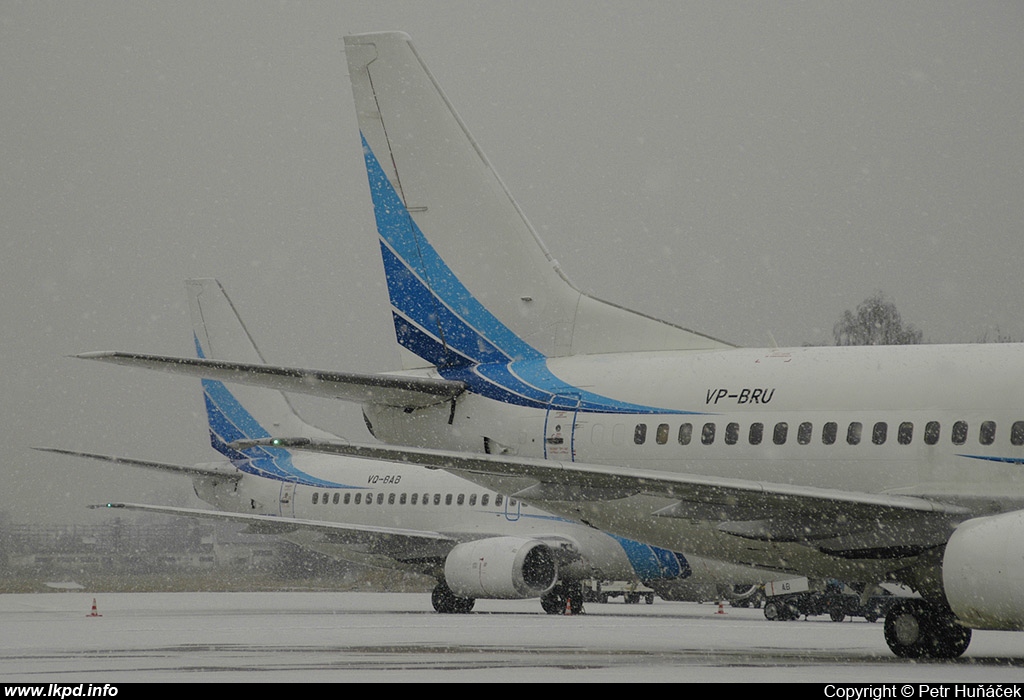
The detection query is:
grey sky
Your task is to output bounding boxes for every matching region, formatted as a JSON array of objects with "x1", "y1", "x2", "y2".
[{"x1": 3, "y1": 2, "x2": 1023, "y2": 523}]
